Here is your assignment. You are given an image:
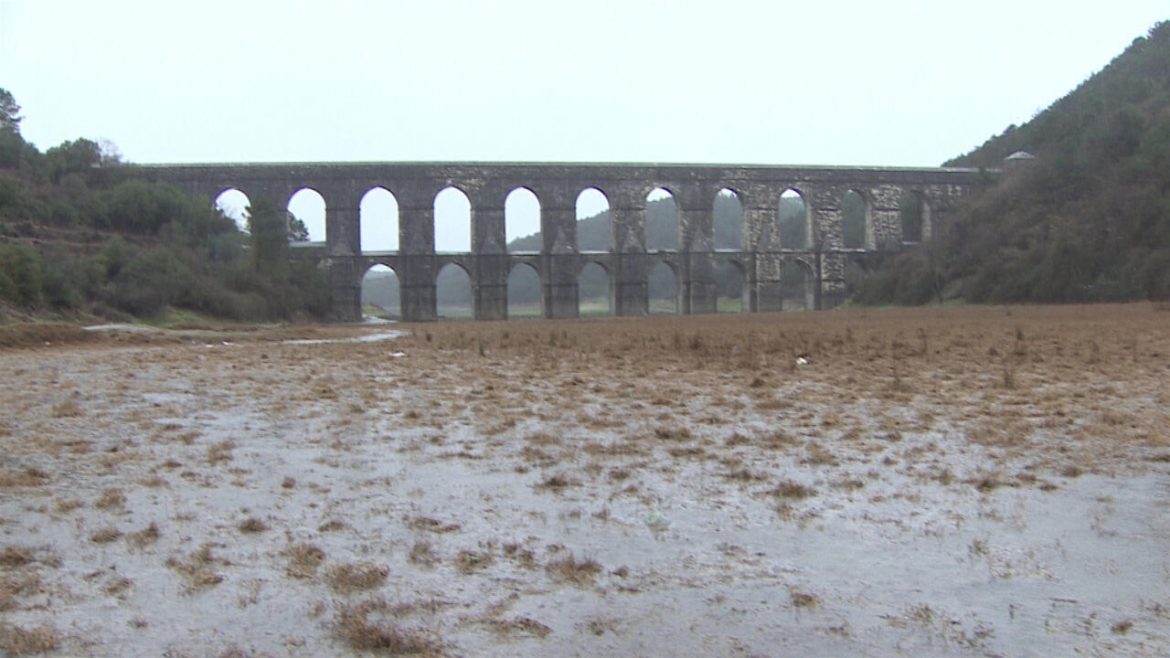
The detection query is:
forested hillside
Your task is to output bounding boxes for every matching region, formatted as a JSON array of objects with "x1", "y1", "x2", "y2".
[
  {"x1": 0, "y1": 88, "x2": 329, "y2": 322},
  {"x1": 857, "y1": 21, "x2": 1170, "y2": 305}
]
